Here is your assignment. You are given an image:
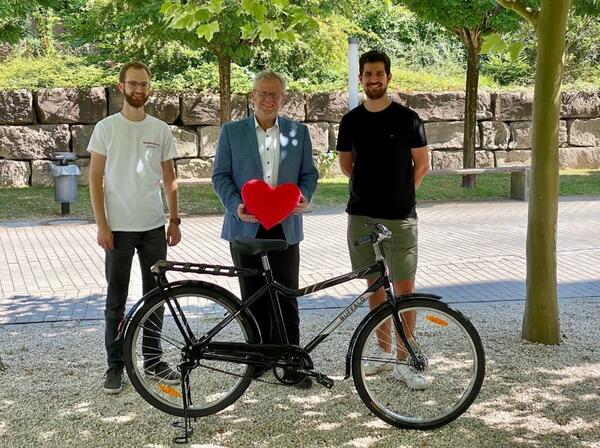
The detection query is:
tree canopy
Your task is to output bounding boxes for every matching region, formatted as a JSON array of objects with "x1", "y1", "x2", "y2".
[{"x1": 160, "y1": 0, "x2": 345, "y2": 122}]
